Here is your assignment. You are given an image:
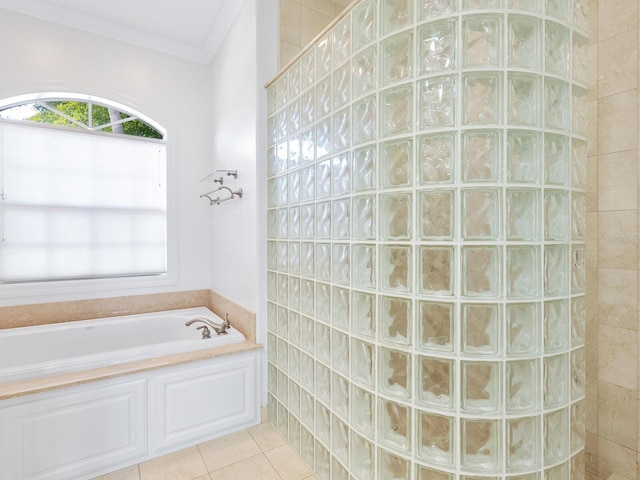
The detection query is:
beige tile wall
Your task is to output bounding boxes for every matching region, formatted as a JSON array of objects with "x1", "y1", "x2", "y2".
[
  {"x1": 587, "y1": 0, "x2": 640, "y2": 479},
  {"x1": 279, "y1": 0, "x2": 353, "y2": 68}
]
